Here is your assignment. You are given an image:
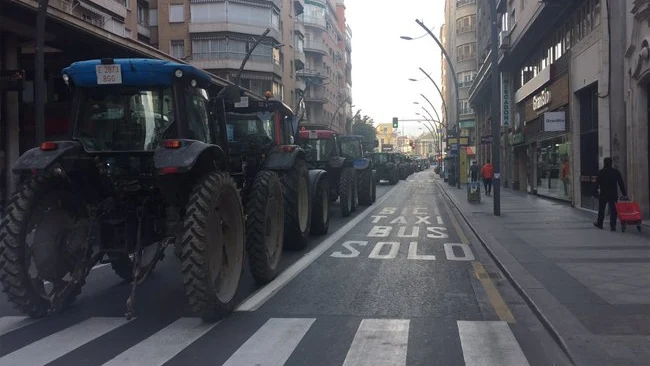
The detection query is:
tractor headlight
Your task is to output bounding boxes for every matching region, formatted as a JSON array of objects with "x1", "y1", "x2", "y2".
[
  {"x1": 175, "y1": 69, "x2": 183, "y2": 78},
  {"x1": 62, "y1": 74, "x2": 69, "y2": 85}
]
